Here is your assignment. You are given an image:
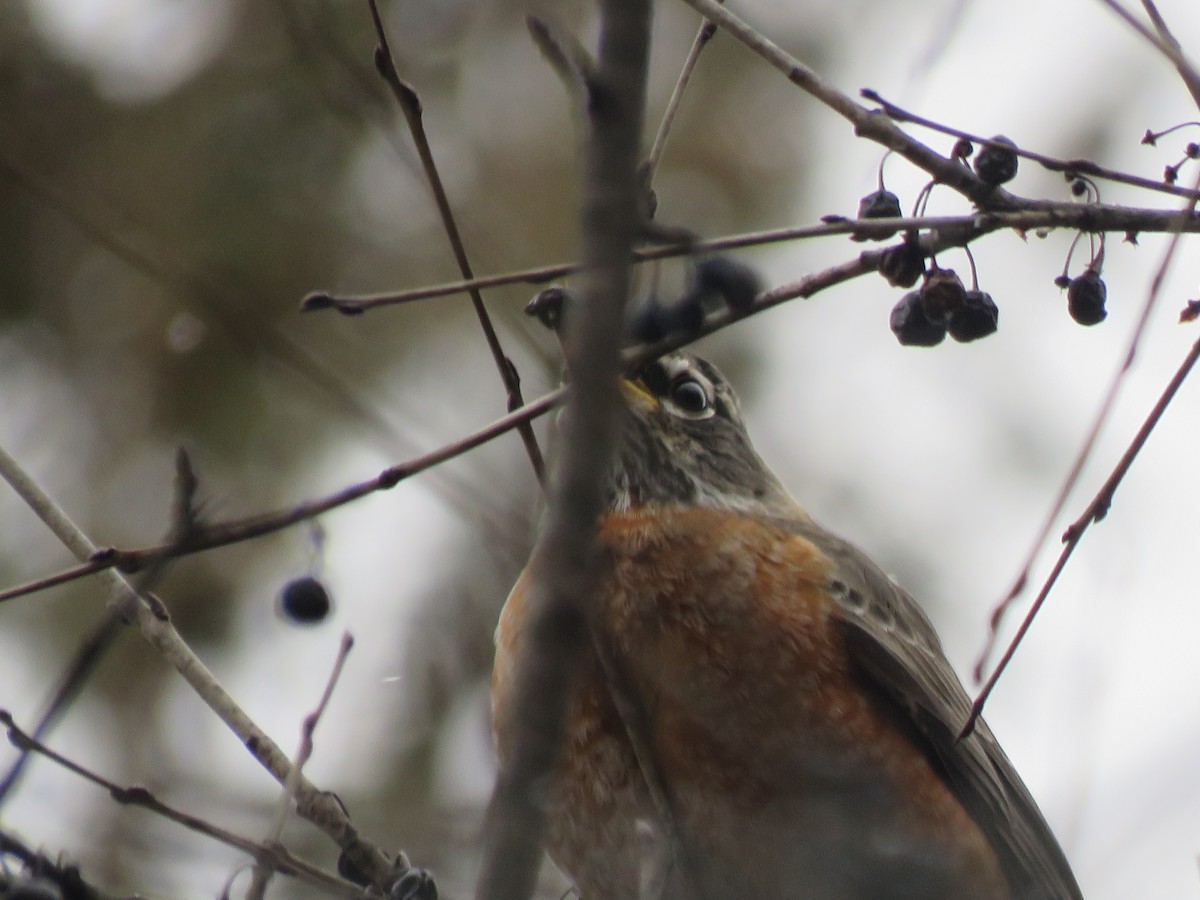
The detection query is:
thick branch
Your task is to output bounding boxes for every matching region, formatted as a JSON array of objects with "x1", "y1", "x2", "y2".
[{"x1": 474, "y1": 1, "x2": 652, "y2": 898}]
